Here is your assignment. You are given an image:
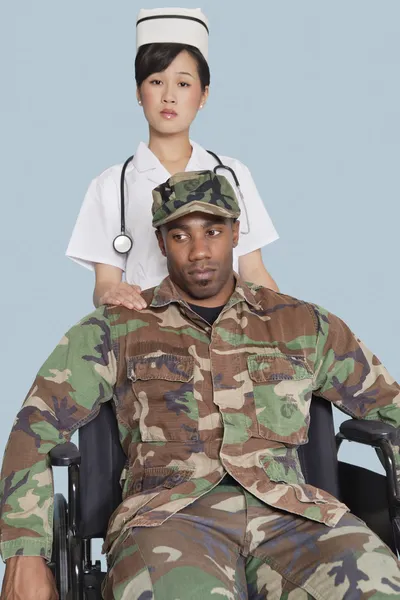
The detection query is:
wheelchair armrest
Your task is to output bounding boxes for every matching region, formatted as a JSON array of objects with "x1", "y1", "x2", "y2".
[
  {"x1": 339, "y1": 419, "x2": 397, "y2": 446},
  {"x1": 337, "y1": 419, "x2": 400, "y2": 509},
  {"x1": 49, "y1": 442, "x2": 81, "y2": 467}
]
